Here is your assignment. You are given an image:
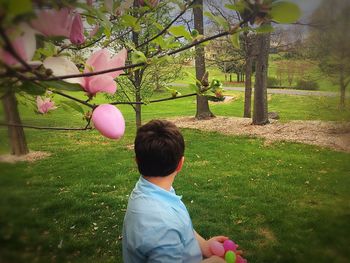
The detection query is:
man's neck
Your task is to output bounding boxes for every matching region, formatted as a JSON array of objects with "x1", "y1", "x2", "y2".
[{"x1": 143, "y1": 172, "x2": 176, "y2": 191}]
